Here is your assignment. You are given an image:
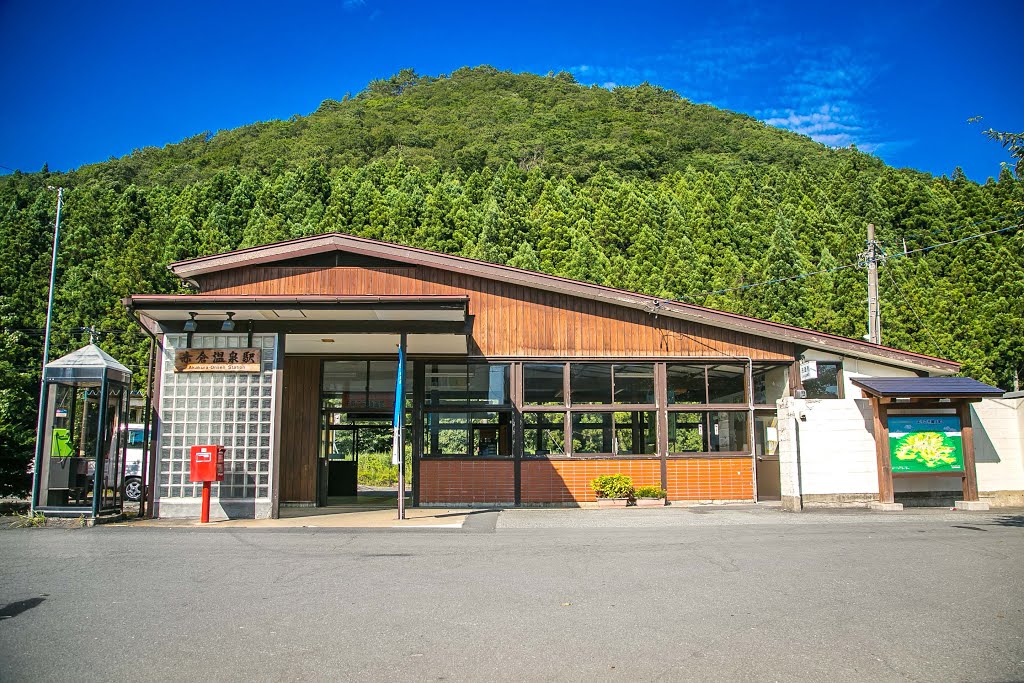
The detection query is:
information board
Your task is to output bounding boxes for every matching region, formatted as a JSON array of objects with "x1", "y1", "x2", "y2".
[{"x1": 888, "y1": 415, "x2": 964, "y2": 473}]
